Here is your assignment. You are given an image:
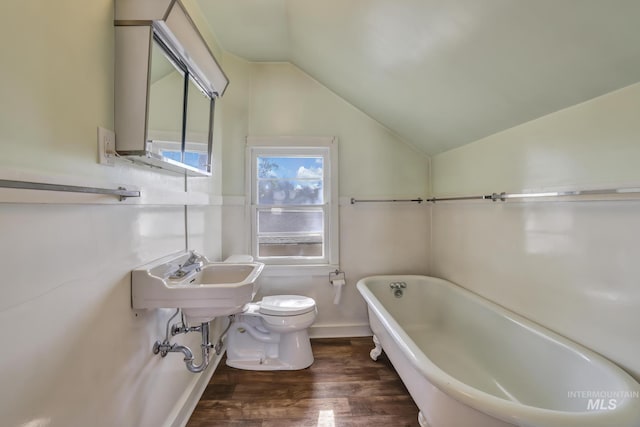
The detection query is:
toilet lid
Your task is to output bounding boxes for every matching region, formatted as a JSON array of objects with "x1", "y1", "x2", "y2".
[{"x1": 259, "y1": 295, "x2": 316, "y2": 316}]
